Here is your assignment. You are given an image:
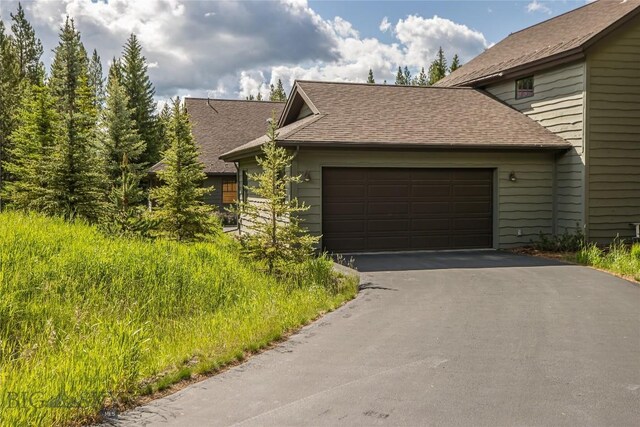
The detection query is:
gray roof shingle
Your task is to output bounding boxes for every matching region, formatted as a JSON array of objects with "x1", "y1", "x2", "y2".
[
  {"x1": 437, "y1": 0, "x2": 640, "y2": 87},
  {"x1": 221, "y1": 81, "x2": 571, "y2": 160},
  {"x1": 150, "y1": 98, "x2": 284, "y2": 175}
]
